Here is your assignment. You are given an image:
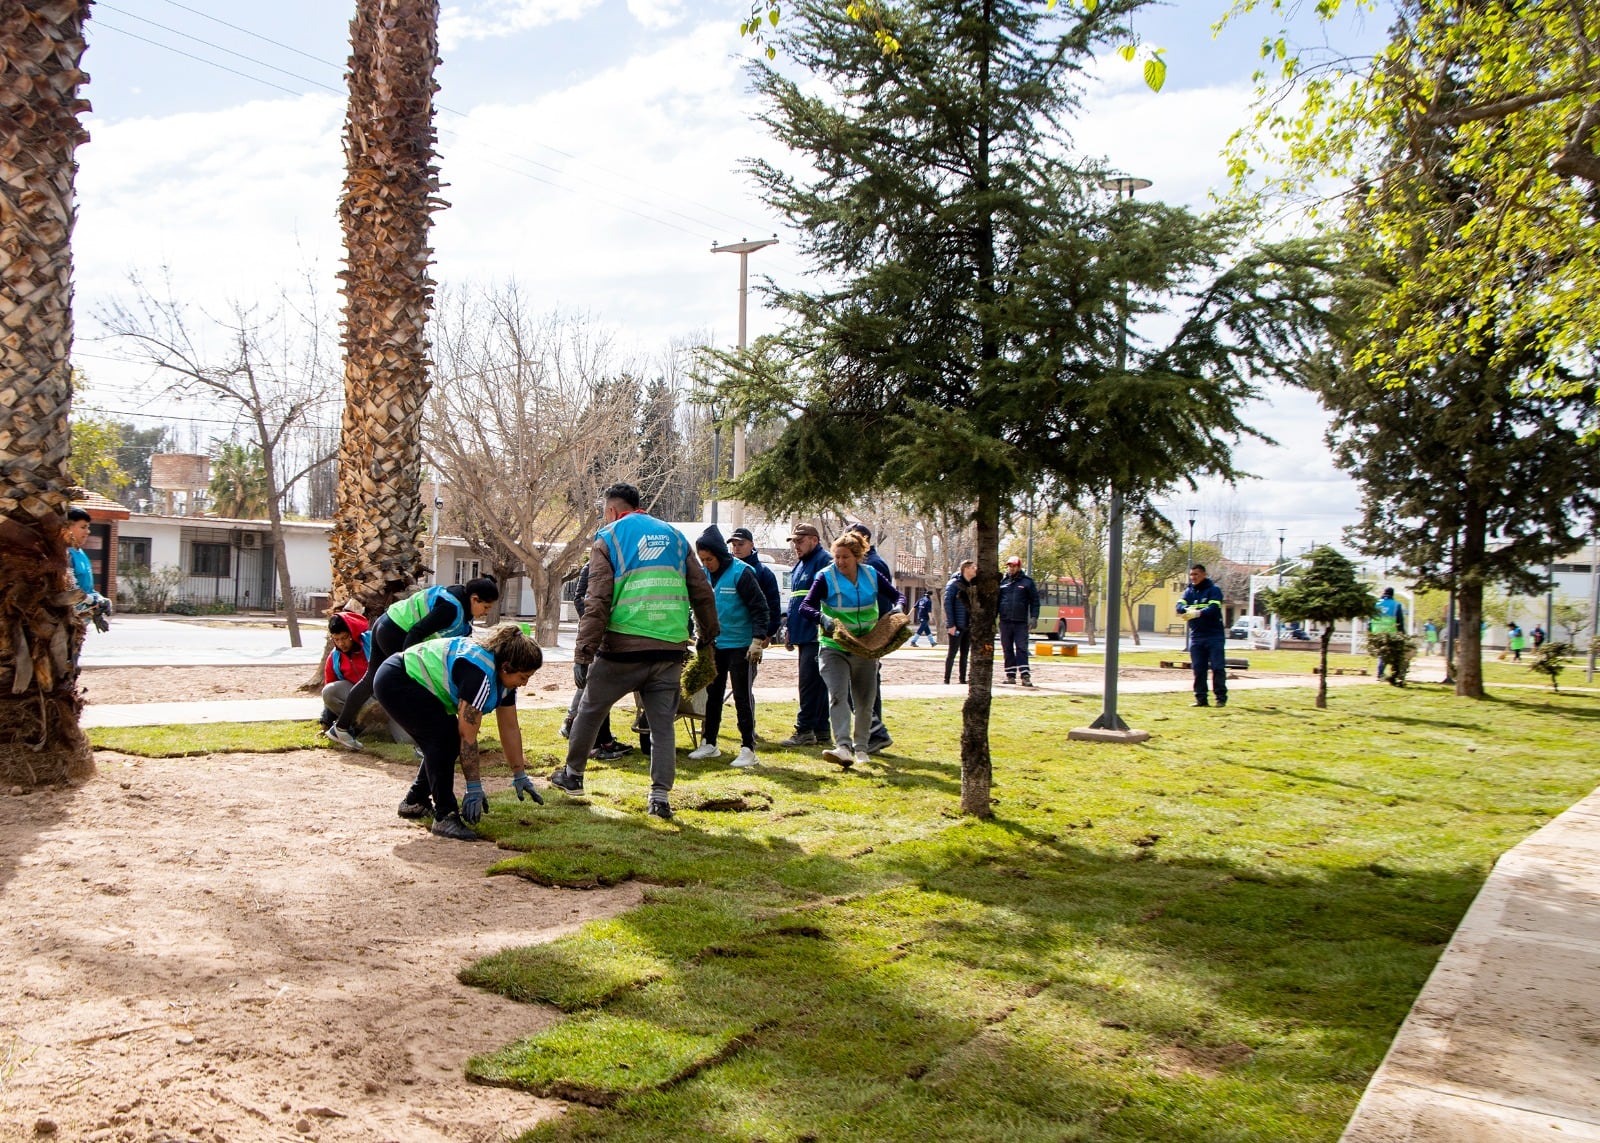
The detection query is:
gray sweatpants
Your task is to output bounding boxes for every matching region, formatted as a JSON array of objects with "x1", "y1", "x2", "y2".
[
  {"x1": 565, "y1": 656, "x2": 682, "y2": 798},
  {"x1": 818, "y1": 646, "x2": 877, "y2": 751}
]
